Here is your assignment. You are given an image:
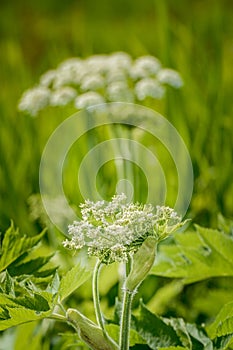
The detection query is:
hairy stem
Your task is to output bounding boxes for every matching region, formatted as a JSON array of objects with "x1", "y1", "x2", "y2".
[
  {"x1": 93, "y1": 260, "x2": 104, "y2": 330},
  {"x1": 119, "y1": 287, "x2": 134, "y2": 350},
  {"x1": 93, "y1": 260, "x2": 118, "y2": 348},
  {"x1": 119, "y1": 259, "x2": 134, "y2": 350}
]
